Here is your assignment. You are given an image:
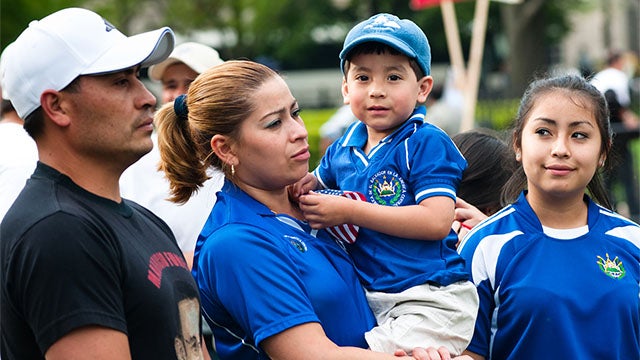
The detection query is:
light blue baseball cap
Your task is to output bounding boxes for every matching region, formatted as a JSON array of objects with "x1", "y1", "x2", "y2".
[{"x1": 339, "y1": 13, "x2": 431, "y2": 77}]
